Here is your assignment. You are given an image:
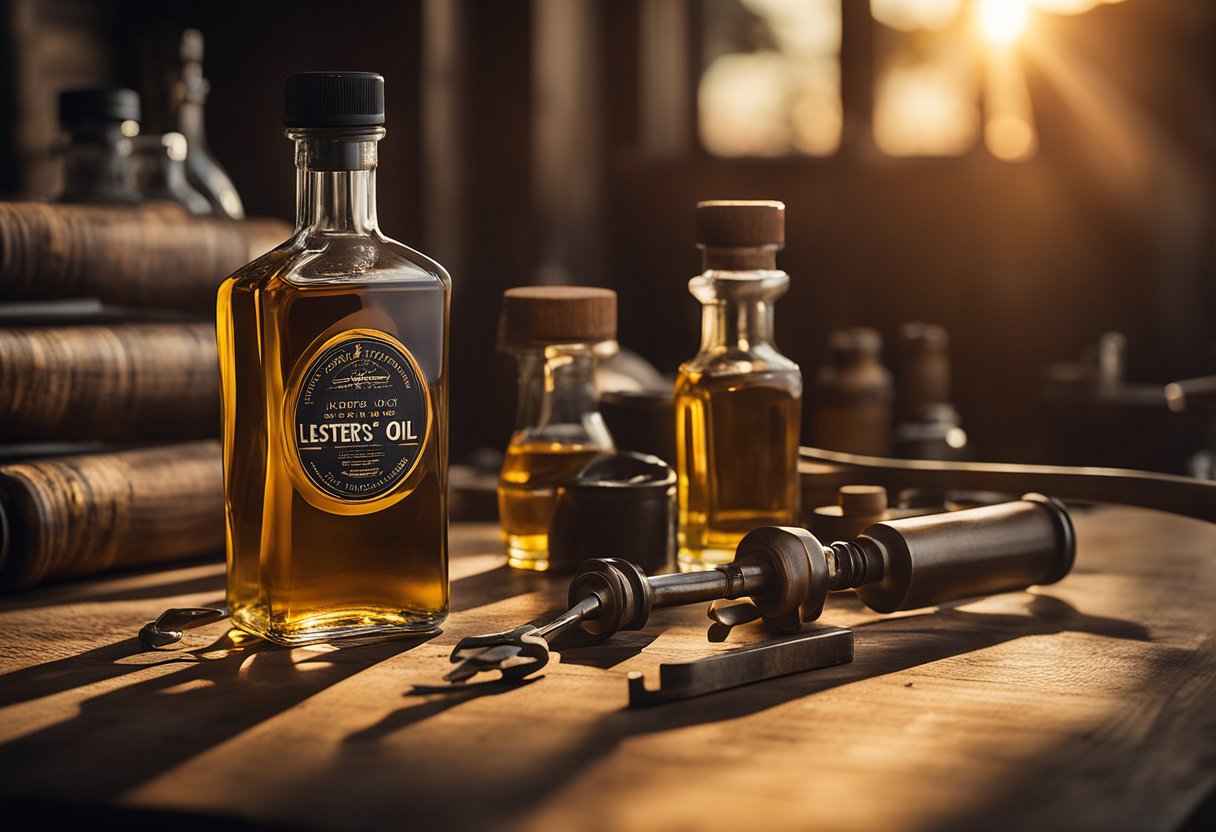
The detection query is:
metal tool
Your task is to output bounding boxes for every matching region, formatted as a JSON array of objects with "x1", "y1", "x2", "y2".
[
  {"x1": 627, "y1": 626, "x2": 854, "y2": 707},
  {"x1": 138, "y1": 606, "x2": 229, "y2": 648},
  {"x1": 799, "y1": 445, "x2": 1216, "y2": 522},
  {"x1": 446, "y1": 494, "x2": 1074, "y2": 684}
]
